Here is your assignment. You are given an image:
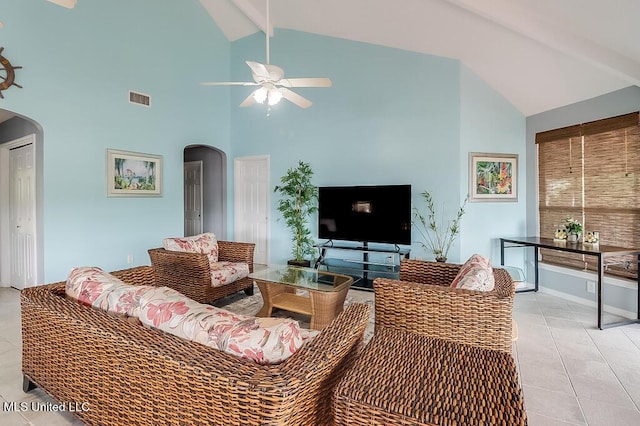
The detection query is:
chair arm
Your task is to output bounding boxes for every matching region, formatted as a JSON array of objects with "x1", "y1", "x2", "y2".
[
  {"x1": 148, "y1": 247, "x2": 210, "y2": 277},
  {"x1": 218, "y1": 240, "x2": 255, "y2": 272},
  {"x1": 280, "y1": 303, "x2": 371, "y2": 424},
  {"x1": 374, "y1": 278, "x2": 513, "y2": 353}
]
